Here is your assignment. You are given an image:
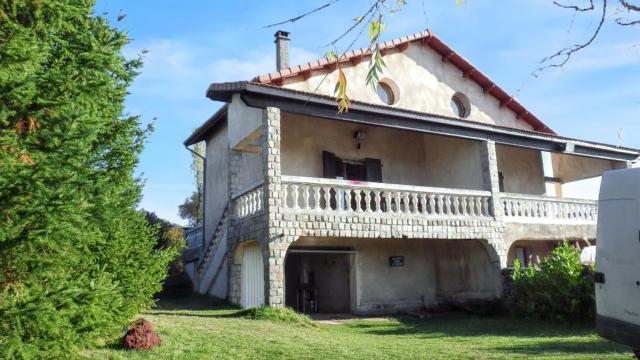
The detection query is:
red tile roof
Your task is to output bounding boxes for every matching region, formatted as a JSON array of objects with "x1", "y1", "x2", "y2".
[{"x1": 252, "y1": 29, "x2": 555, "y2": 135}]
